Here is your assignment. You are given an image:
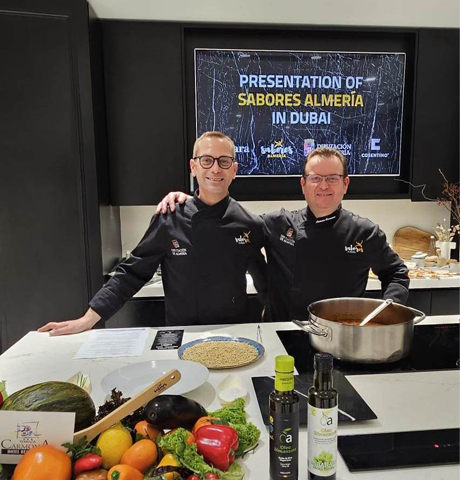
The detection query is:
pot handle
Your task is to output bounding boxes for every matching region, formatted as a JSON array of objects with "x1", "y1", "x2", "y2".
[
  {"x1": 408, "y1": 307, "x2": 426, "y2": 324},
  {"x1": 292, "y1": 319, "x2": 331, "y2": 340}
]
